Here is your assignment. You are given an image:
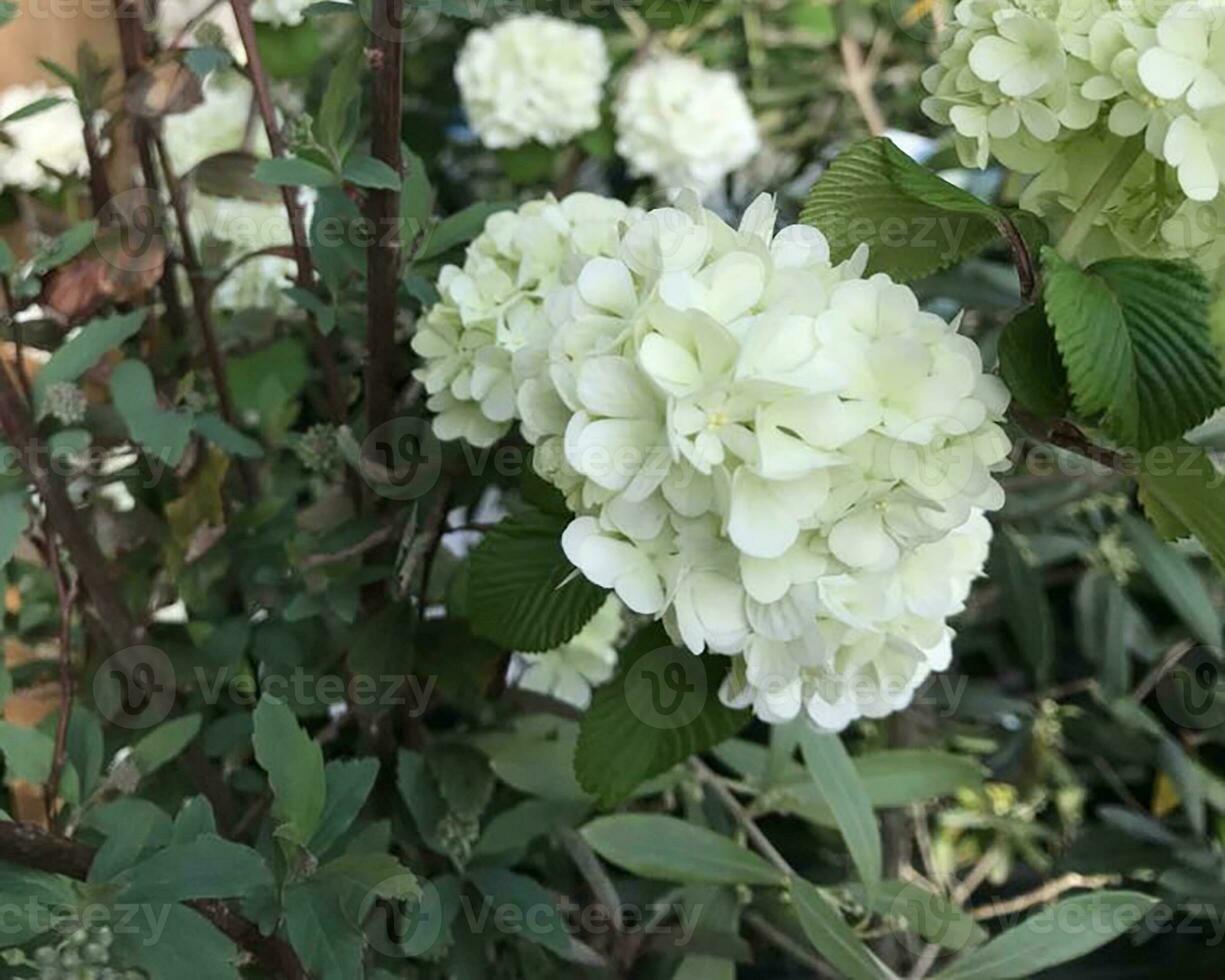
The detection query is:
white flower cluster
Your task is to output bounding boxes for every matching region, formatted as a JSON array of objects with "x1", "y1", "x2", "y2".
[
  {"x1": 455, "y1": 15, "x2": 760, "y2": 194},
  {"x1": 163, "y1": 78, "x2": 298, "y2": 311},
  {"x1": 514, "y1": 596, "x2": 623, "y2": 709},
  {"x1": 415, "y1": 192, "x2": 1009, "y2": 730},
  {"x1": 157, "y1": 0, "x2": 246, "y2": 61},
  {"x1": 250, "y1": 0, "x2": 315, "y2": 27},
  {"x1": 0, "y1": 83, "x2": 91, "y2": 192},
  {"x1": 410, "y1": 193, "x2": 642, "y2": 446},
  {"x1": 455, "y1": 15, "x2": 609, "y2": 150},
  {"x1": 614, "y1": 53, "x2": 761, "y2": 195},
  {"x1": 924, "y1": 0, "x2": 1225, "y2": 281}
]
